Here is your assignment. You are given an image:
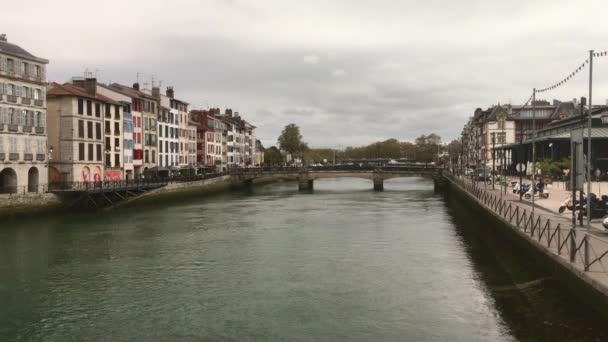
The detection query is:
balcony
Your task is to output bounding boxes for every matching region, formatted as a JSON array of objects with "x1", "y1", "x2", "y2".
[
  {"x1": 35, "y1": 126, "x2": 44, "y2": 134},
  {"x1": 9, "y1": 153, "x2": 19, "y2": 161},
  {"x1": 7, "y1": 95, "x2": 17, "y2": 103},
  {"x1": 24, "y1": 153, "x2": 33, "y2": 161},
  {"x1": 36, "y1": 154, "x2": 45, "y2": 161},
  {"x1": 21, "y1": 98, "x2": 31, "y2": 105},
  {"x1": 8, "y1": 124, "x2": 18, "y2": 132},
  {"x1": 34, "y1": 99, "x2": 44, "y2": 107},
  {"x1": 22, "y1": 125, "x2": 32, "y2": 133}
]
